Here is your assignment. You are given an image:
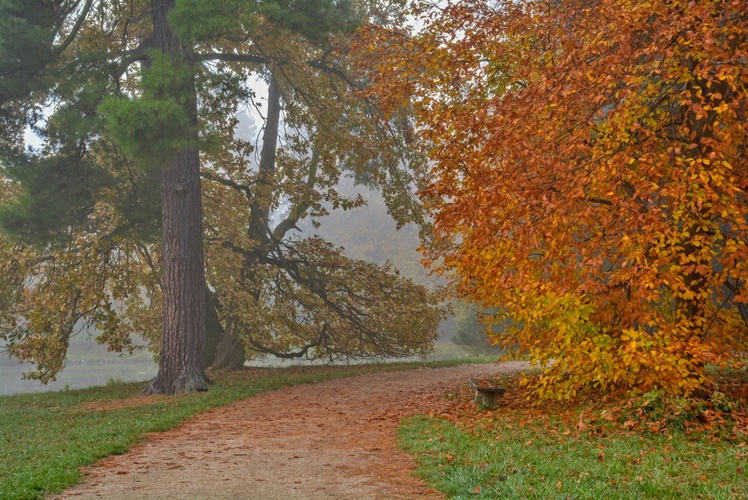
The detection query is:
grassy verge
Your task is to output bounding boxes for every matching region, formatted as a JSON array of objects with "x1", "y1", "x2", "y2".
[
  {"x1": 0, "y1": 357, "x2": 490, "y2": 500},
  {"x1": 399, "y1": 374, "x2": 748, "y2": 499}
]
